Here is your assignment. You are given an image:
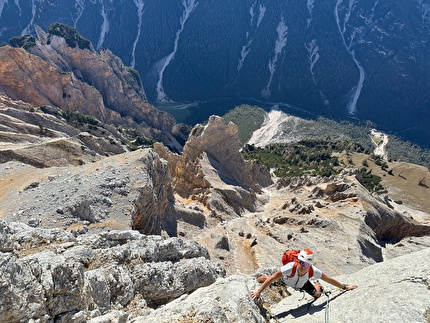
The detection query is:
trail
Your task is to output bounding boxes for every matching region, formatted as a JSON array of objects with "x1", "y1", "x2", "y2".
[
  {"x1": 0, "y1": 135, "x2": 70, "y2": 151},
  {"x1": 370, "y1": 129, "x2": 388, "y2": 159}
]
